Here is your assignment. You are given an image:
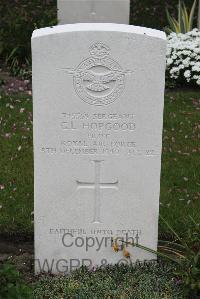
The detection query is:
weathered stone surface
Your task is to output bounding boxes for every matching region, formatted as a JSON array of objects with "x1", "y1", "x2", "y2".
[
  {"x1": 57, "y1": 0, "x2": 130, "y2": 24},
  {"x1": 32, "y1": 23, "x2": 166, "y2": 274}
]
